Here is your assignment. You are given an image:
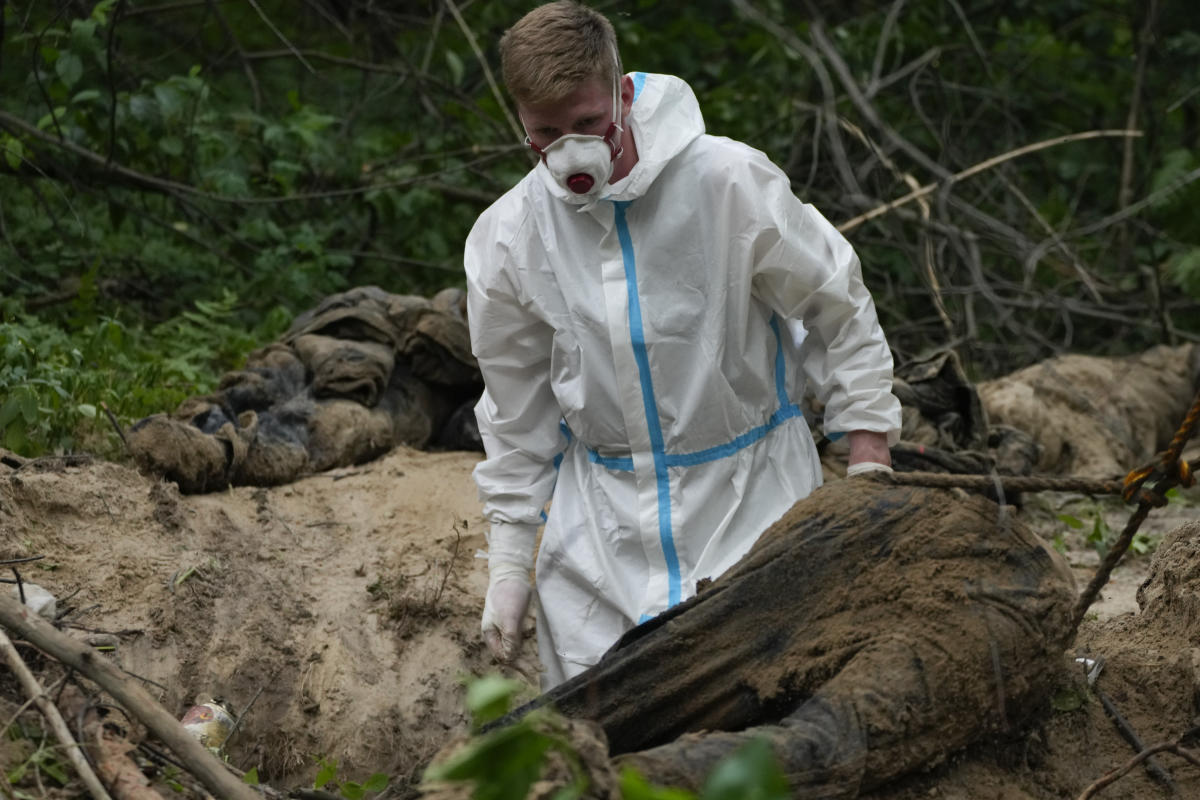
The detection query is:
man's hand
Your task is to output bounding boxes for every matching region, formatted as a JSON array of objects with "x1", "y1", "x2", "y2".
[
  {"x1": 845, "y1": 429, "x2": 892, "y2": 476},
  {"x1": 481, "y1": 562, "x2": 532, "y2": 663}
]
